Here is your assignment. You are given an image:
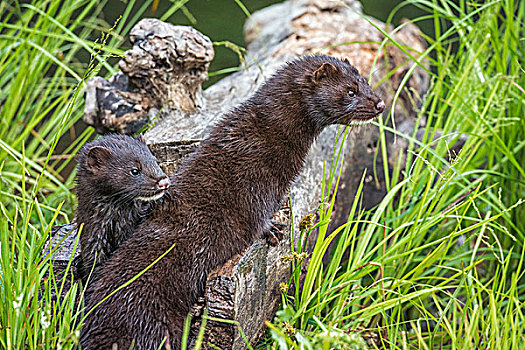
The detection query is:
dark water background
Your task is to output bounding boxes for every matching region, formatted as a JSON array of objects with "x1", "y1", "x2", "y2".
[{"x1": 102, "y1": 0, "x2": 434, "y2": 86}]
